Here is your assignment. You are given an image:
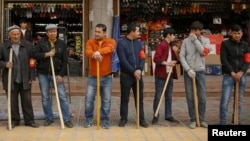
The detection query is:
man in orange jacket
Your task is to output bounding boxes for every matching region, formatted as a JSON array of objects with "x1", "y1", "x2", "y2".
[{"x1": 84, "y1": 23, "x2": 116, "y2": 129}]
